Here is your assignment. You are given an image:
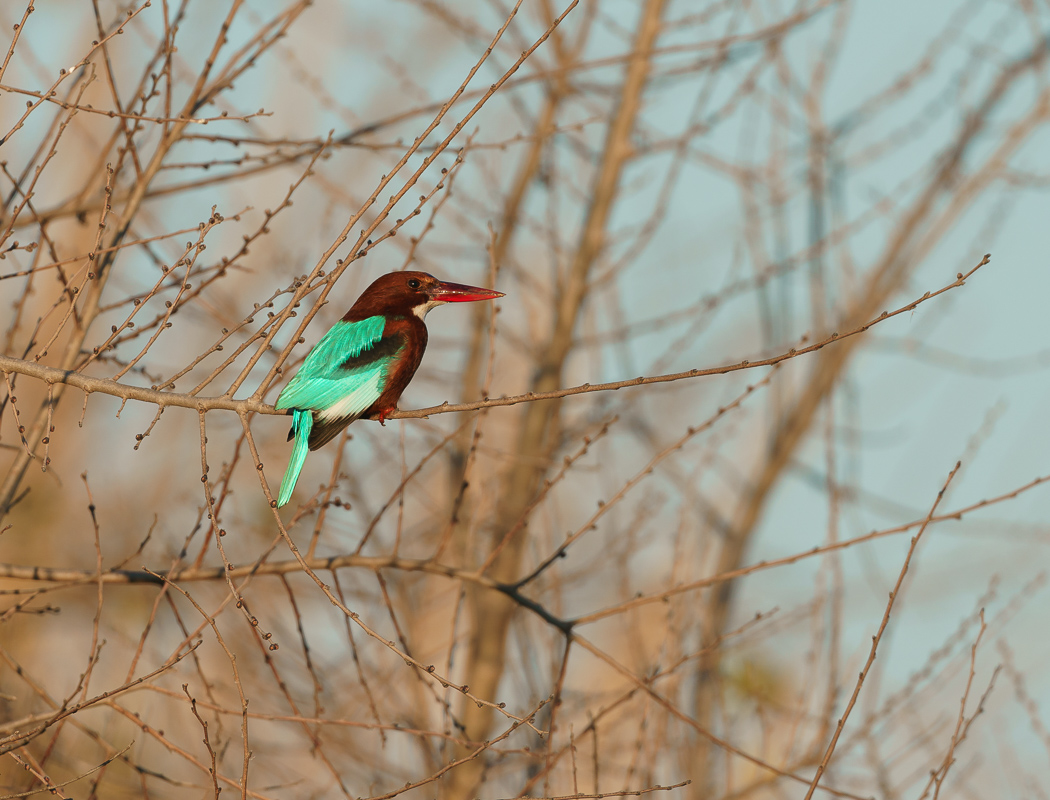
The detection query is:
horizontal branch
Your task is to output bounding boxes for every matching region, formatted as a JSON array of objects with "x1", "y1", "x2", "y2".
[
  {"x1": 0, "y1": 554, "x2": 573, "y2": 633},
  {"x1": 8, "y1": 448, "x2": 1040, "y2": 637},
  {"x1": 4, "y1": 458, "x2": 1036, "y2": 596},
  {"x1": 0, "y1": 356, "x2": 274, "y2": 414},
  {"x1": 0, "y1": 554, "x2": 476, "y2": 585},
  {"x1": 0, "y1": 256, "x2": 988, "y2": 422}
]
